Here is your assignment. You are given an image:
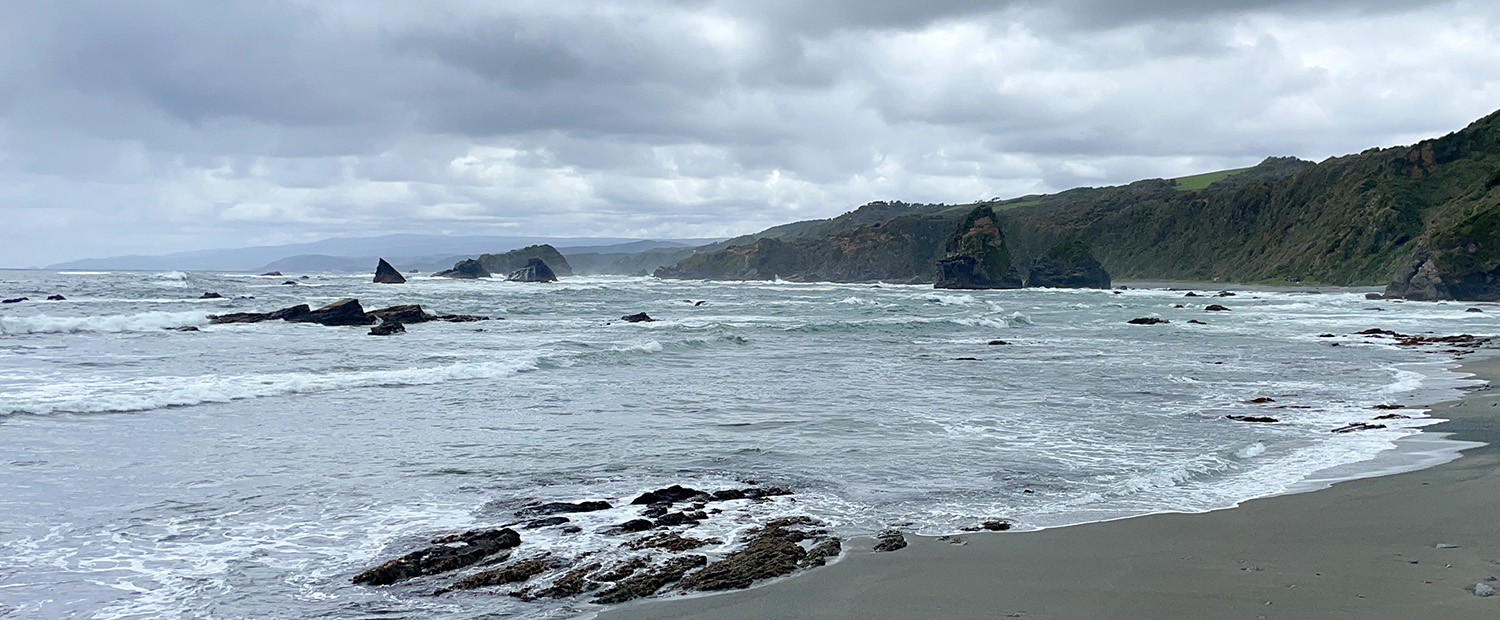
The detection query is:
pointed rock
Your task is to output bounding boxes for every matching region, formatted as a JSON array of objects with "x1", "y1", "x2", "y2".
[
  {"x1": 508, "y1": 258, "x2": 559, "y2": 283},
  {"x1": 373, "y1": 258, "x2": 406, "y2": 284}
]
